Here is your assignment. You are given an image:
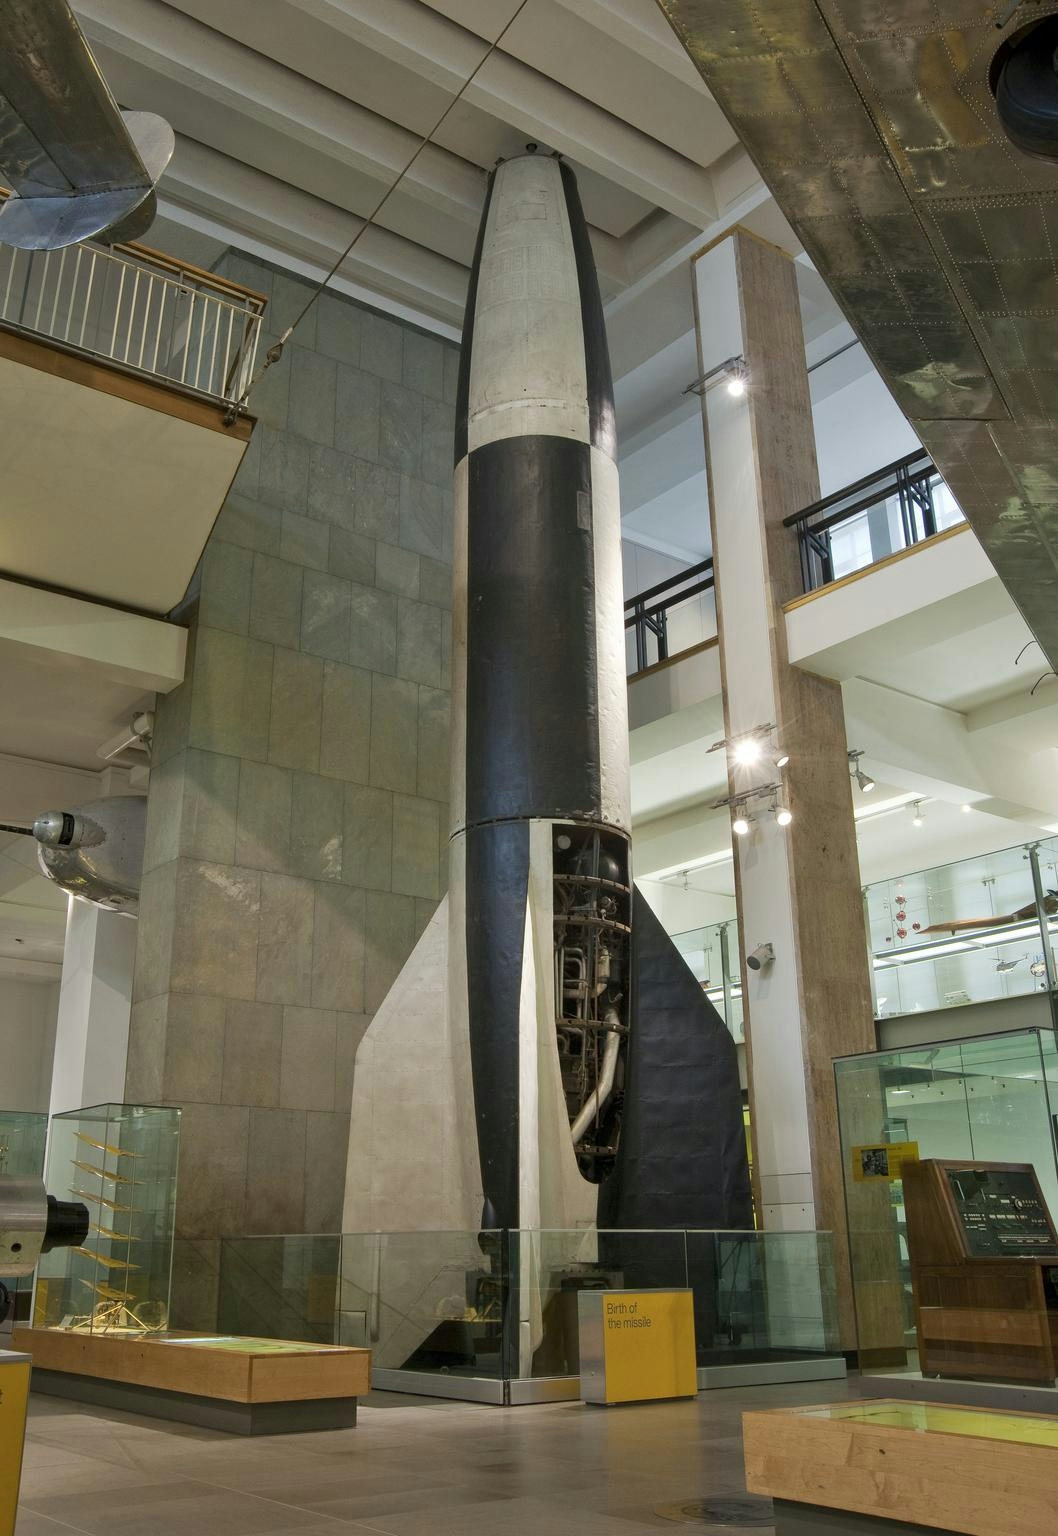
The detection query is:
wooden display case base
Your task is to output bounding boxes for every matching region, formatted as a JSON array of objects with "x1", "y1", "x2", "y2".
[{"x1": 12, "y1": 1327, "x2": 369, "y2": 1436}]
